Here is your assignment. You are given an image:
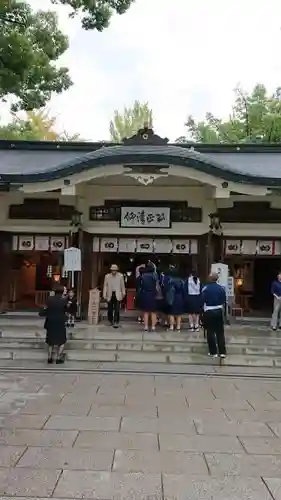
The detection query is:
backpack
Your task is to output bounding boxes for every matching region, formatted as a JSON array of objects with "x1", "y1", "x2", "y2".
[
  {"x1": 166, "y1": 278, "x2": 184, "y2": 306},
  {"x1": 140, "y1": 272, "x2": 156, "y2": 292},
  {"x1": 165, "y1": 279, "x2": 175, "y2": 306}
]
